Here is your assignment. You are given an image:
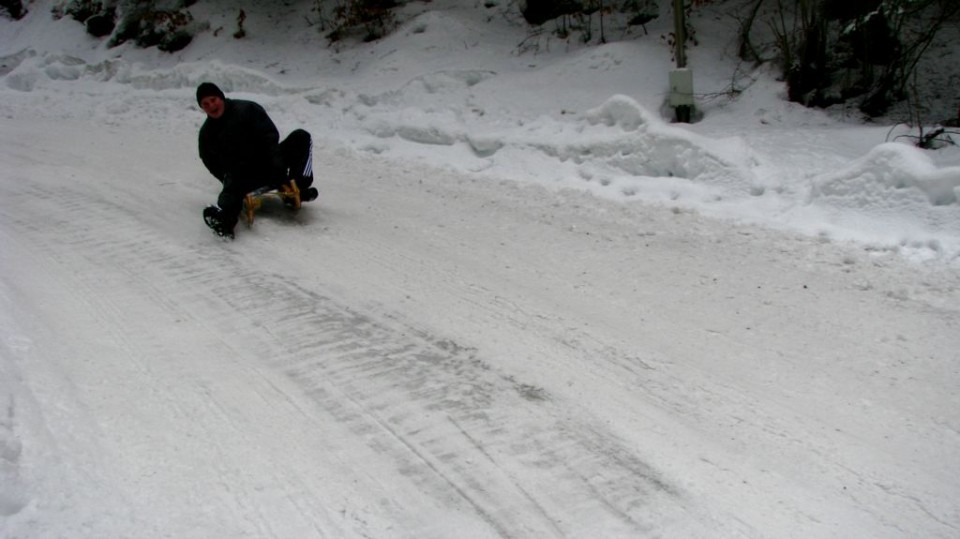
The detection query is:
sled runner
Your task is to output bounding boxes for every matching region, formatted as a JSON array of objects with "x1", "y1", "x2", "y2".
[{"x1": 243, "y1": 179, "x2": 301, "y2": 225}]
